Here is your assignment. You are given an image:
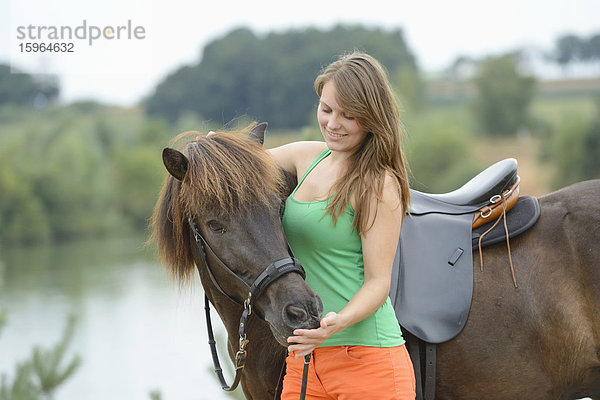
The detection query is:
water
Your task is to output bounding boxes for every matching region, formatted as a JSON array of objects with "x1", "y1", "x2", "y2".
[
  {"x1": 0, "y1": 235, "x2": 237, "y2": 400},
  {"x1": 1, "y1": 237, "x2": 593, "y2": 400}
]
